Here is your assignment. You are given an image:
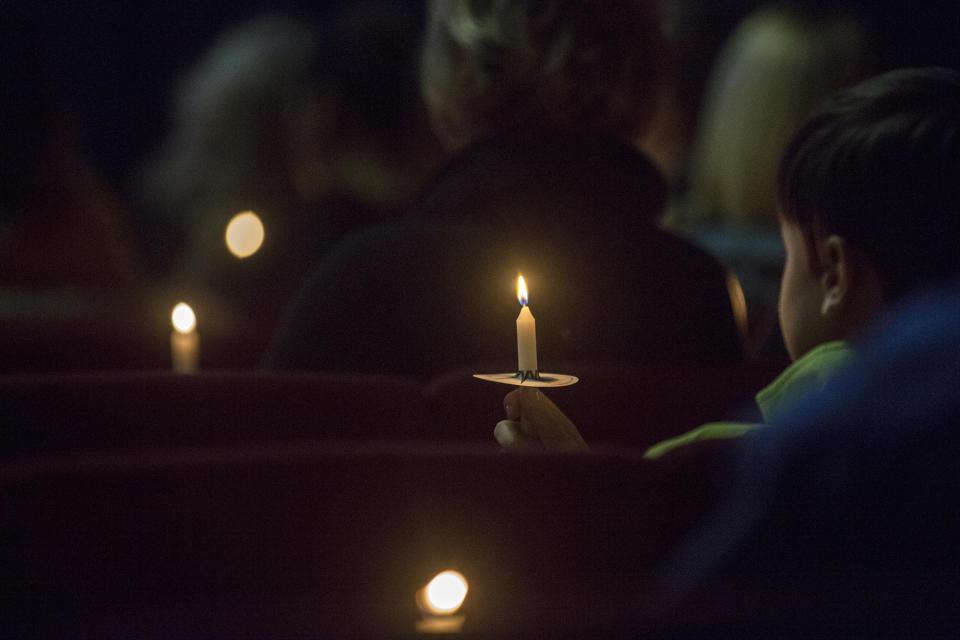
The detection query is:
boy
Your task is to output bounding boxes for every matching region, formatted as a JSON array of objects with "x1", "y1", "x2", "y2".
[{"x1": 495, "y1": 67, "x2": 960, "y2": 453}]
